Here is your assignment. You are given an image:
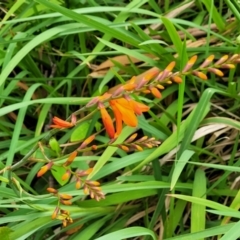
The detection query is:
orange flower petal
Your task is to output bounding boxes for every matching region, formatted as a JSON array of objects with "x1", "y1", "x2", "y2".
[
  {"x1": 99, "y1": 107, "x2": 115, "y2": 139},
  {"x1": 115, "y1": 103, "x2": 137, "y2": 127},
  {"x1": 51, "y1": 117, "x2": 74, "y2": 128},
  {"x1": 131, "y1": 101, "x2": 149, "y2": 114},
  {"x1": 114, "y1": 98, "x2": 133, "y2": 111},
  {"x1": 110, "y1": 101, "x2": 123, "y2": 136},
  {"x1": 111, "y1": 99, "x2": 137, "y2": 127}
]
